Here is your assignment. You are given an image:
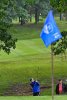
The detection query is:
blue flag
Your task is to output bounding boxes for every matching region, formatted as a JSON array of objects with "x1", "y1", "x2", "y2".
[{"x1": 40, "y1": 10, "x2": 62, "y2": 47}]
